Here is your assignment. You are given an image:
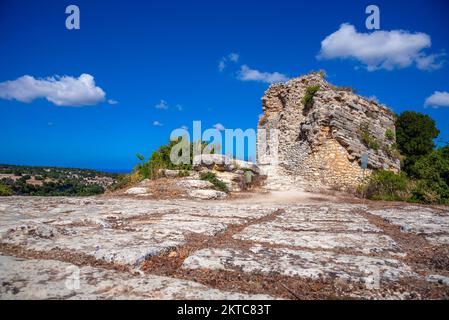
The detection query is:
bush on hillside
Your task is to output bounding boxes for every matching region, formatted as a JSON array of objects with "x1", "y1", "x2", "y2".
[
  {"x1": 134, "y1": 138, "x2": 217, "y2": 180},
  {"x1": 409, "y1": 146, "x2": 449, "y2": 204},
  {"x1": 362, "y1": 170, "x2": 413, "y2": 202},
  {"x1": 200, "y1": 172, "x2": 229, "y2": 193},
  {"x1": 302, "y1": 85, "x2": 320, "y2": 107},
  {"x1": 360, "y1": 146, "x2": 449, "y2": 204},
  {"x1": 0, "y1": 184, "x2": 12, "y2": 196}
]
